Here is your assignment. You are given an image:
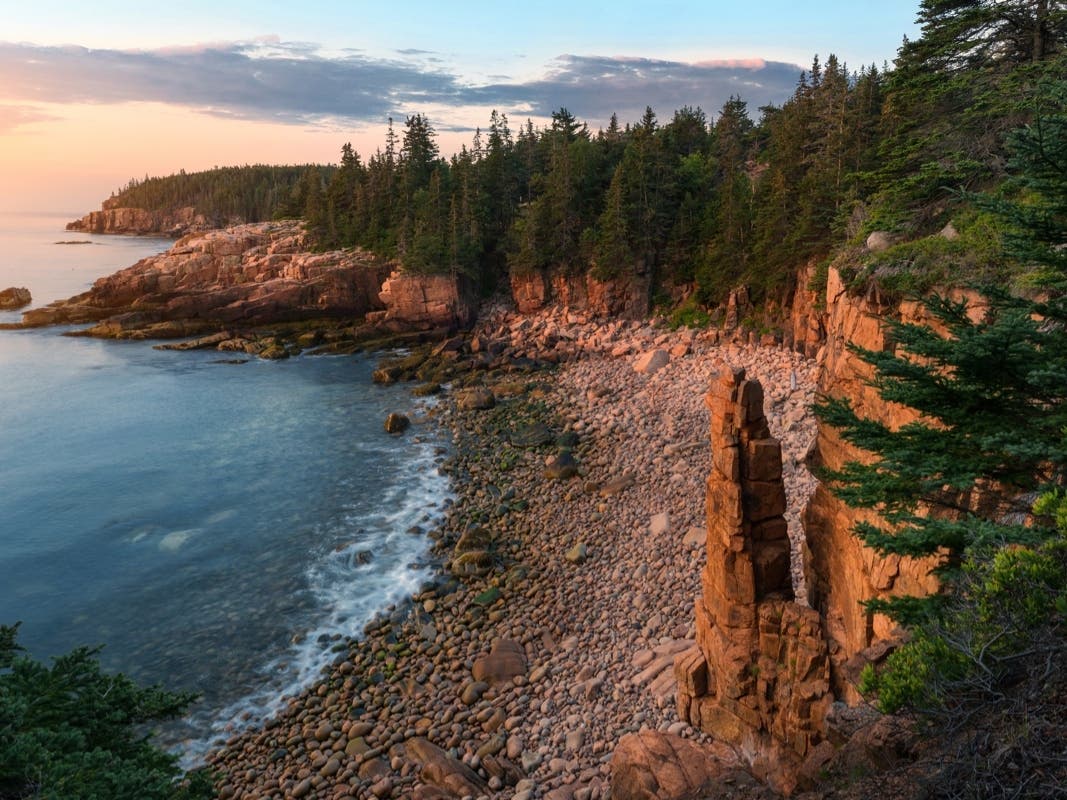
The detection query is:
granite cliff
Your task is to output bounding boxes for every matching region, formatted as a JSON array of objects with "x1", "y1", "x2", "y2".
[{"x1": 65, "y1": 205, "x2": 214, "y2": 237}]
